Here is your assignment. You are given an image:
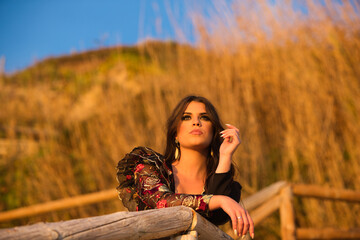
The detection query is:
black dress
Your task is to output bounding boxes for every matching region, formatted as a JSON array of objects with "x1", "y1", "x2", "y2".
[{"x1": 116, "y1": 146, "x2": 241, "y2": 225}]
